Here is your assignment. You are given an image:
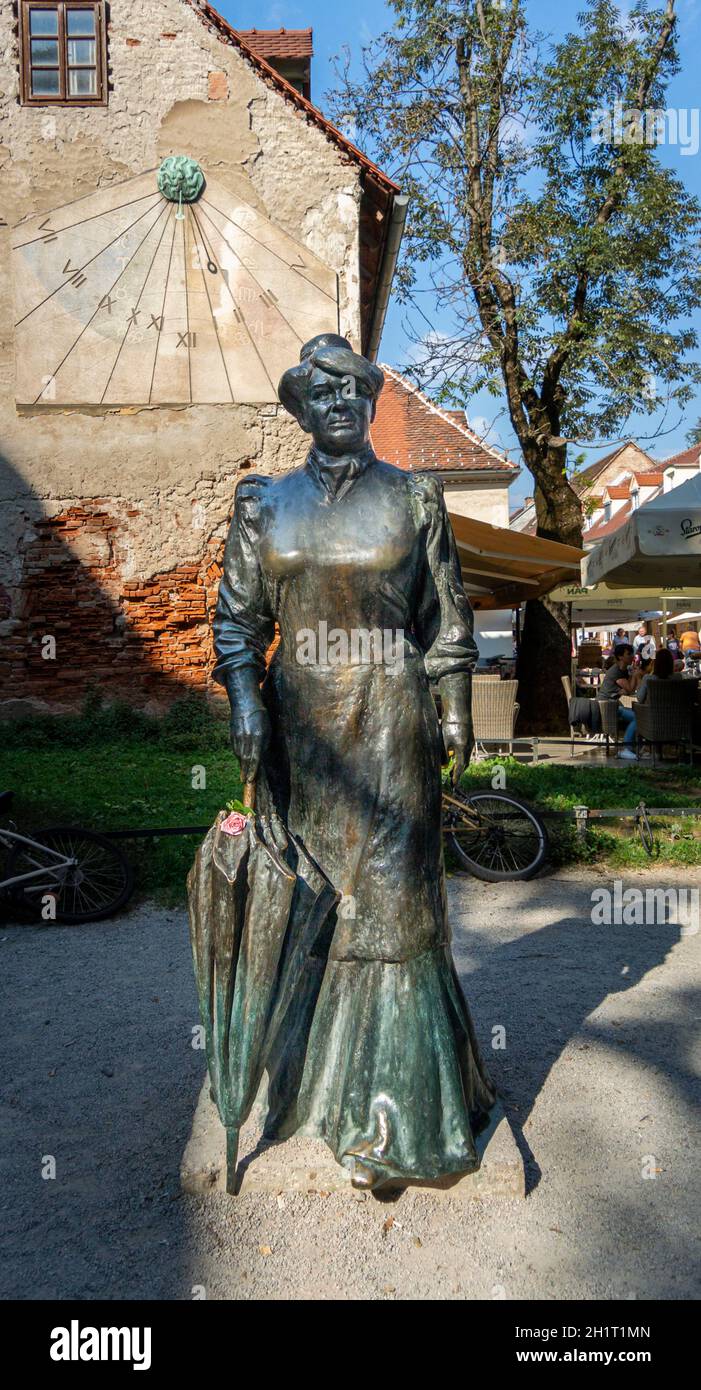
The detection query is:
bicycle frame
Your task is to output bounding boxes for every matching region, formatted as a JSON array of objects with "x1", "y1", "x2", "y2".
[
  {"x1": 442, "y1": 790, "x2": 479, "y2": 823},
  {"x1": 0, "y1": 827, "x2": 77, "y2": 893}
]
